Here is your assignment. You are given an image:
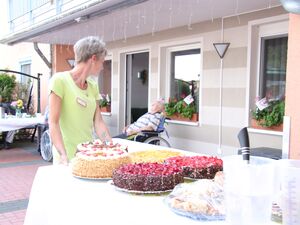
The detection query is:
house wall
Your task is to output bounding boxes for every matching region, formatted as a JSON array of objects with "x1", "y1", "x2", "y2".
[
  {"x1": 285, "y1": 14, "x2": 300, "y2": 160},
  {"x1": 52, "y1": 44, "x2": 74, "y2": 73},
  {"x1": 103, "y1": 6, "x2": 287, "y2": 155},
  {"x1": 0, "y1": 42, "x2": 51, "y2": 114},
  {"x1": 50, "y1": 7, "x2": 287, "y2": 156}
]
